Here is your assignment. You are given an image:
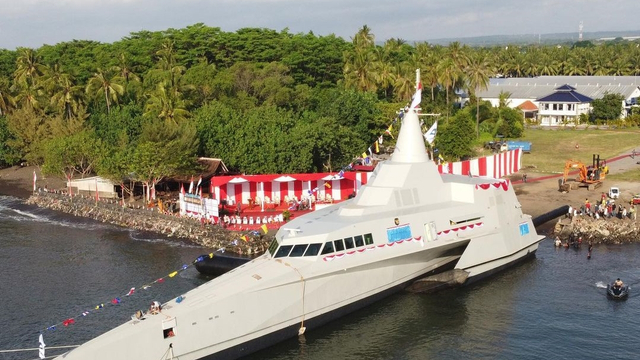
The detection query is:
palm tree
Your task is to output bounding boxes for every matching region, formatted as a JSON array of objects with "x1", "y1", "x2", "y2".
[
  {"x1": 0, "y1": 77, "x2": 15, "y2": 116},
  {"x1": 437, "y1": 57, "x2": 458, "y2": 117},
  {"x1": 13, "y1": 81, "x2": 43, "y2": 112},
  {"x1": 466, "y1": 54, "x2": 492, "y2": 137},
  {"x1": 85, "y1": 68, "x2": 125, "y2": 114},
  {"x1": 144, "y1": 82, "x2": 190, "y2": 125},
  {"x1": 51, "y1": 74, "x2": 85, "y2": 119},
  {"x1": 343, "y1": 48, "x2": 377, "y2": 92},
  {"x1": 353, "y1": 25, "x2": 375, "y2": 48},
  {"x1": 13, "y1": 48, "x2": 46, "y2": 86}
]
